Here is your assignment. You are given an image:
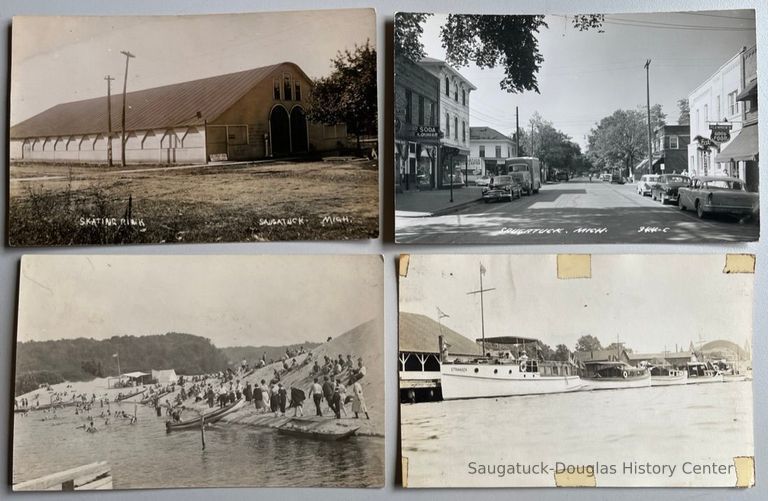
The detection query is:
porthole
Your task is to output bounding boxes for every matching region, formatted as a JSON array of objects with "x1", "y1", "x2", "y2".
[
  {"x1": 474, "y1": 368, "x2": 479, "y2": 373},
  {"x1": 493, "y1": 369, "x2": 498, "y2": 374}
]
